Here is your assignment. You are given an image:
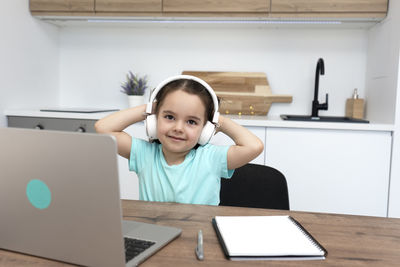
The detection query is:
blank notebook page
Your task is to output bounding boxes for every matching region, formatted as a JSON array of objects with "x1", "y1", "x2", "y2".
[{"x1": 214, "y1": 216, "x2": 324, "y2": 256}]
